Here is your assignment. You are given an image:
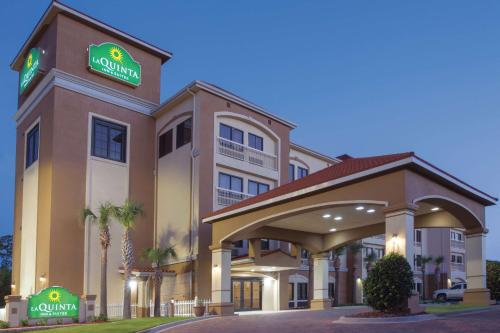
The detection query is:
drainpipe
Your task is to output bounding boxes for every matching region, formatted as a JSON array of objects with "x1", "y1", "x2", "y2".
[{"x1": 187, "y1": 88, "x2": 198, "y2": 299}]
